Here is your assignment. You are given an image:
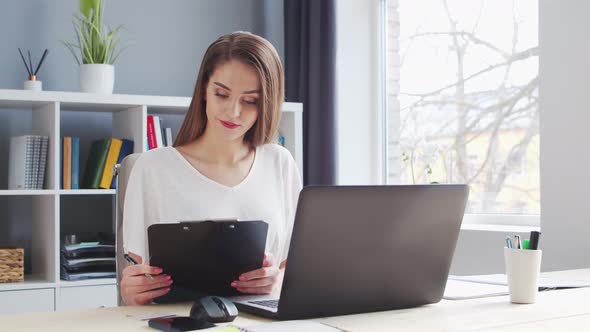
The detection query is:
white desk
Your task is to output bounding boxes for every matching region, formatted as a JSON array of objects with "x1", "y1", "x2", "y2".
[{"x1": 1, "y1": 269, "x2": 588, "y2": 331}]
